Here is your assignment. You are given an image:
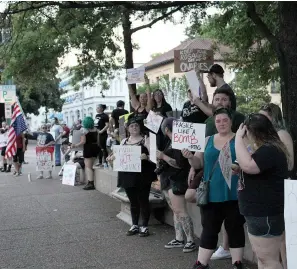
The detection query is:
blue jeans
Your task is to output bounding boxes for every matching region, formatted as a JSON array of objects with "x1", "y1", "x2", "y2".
[{"x1": 55, "y1": 144, "x2": 61, "y2": 165}]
